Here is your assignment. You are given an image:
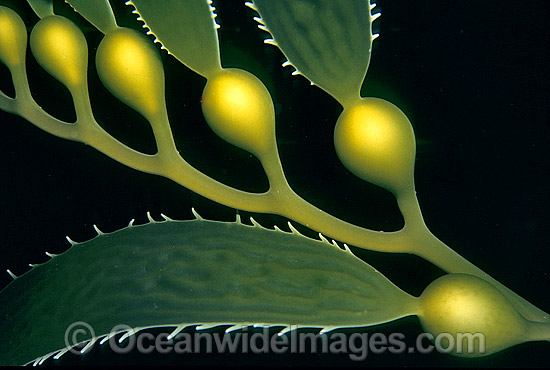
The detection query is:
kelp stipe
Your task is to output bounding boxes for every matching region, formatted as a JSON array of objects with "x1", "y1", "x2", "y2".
[{"x1": 1, "y1": 0, "x2": 550, "y2": 366}]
